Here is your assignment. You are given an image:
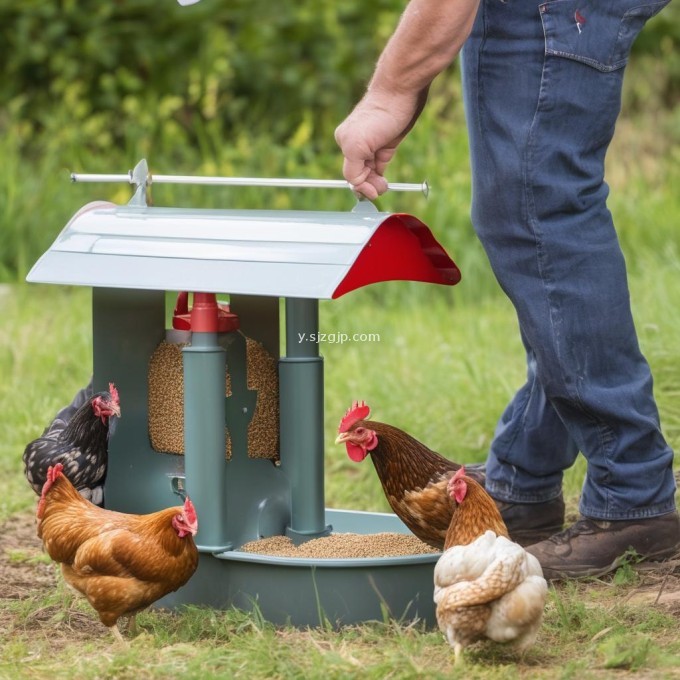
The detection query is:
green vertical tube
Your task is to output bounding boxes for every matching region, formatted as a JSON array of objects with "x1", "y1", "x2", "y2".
[
  {"x1": 280, "y1": 298, "x2": 330, "y2": 540},
  {"x1": 183, "y1": 331, "x2": 231, "y2": 552}
]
